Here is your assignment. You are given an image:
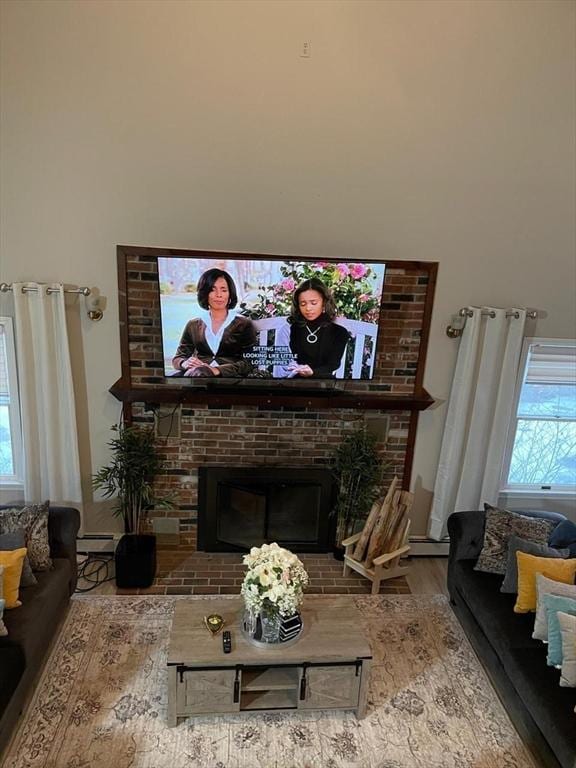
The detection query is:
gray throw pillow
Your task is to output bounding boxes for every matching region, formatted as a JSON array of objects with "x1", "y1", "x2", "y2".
[
  {"x1": 500, "y1": 535, "x2": 569, "y2": 594},
  {"x1": 558, "y1": 612, "x2": 576, "y2": 687},
  {"x1": 0, "y1": 501, "x2": 52, "y2": 571},
  {"x1": 533, "y1": 573, "x2": 576, "y2": 641},
  {"x1": 0, "y1": 529, "x2": 37, "y2": 587},
  {"x1": 474, "y1": 504, "x2": 557, "y2": 576}
]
